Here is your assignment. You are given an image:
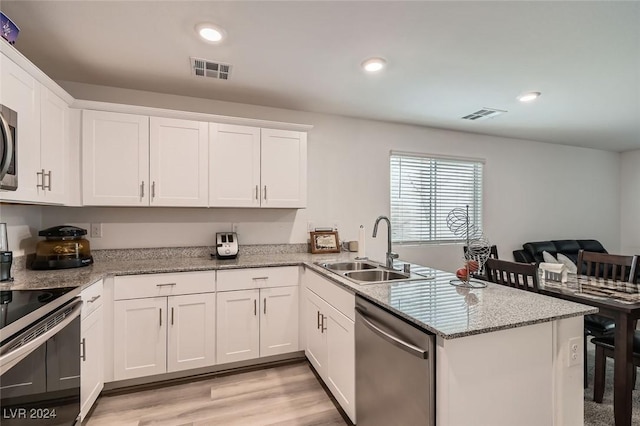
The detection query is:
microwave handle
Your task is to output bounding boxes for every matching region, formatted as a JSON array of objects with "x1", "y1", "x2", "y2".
[
  {"x1": 0, "y1": 300, "x2": 82, "y2": 375},
  {"x1": 0, "y1": 112, "x2": 13, "y2": 181}
]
